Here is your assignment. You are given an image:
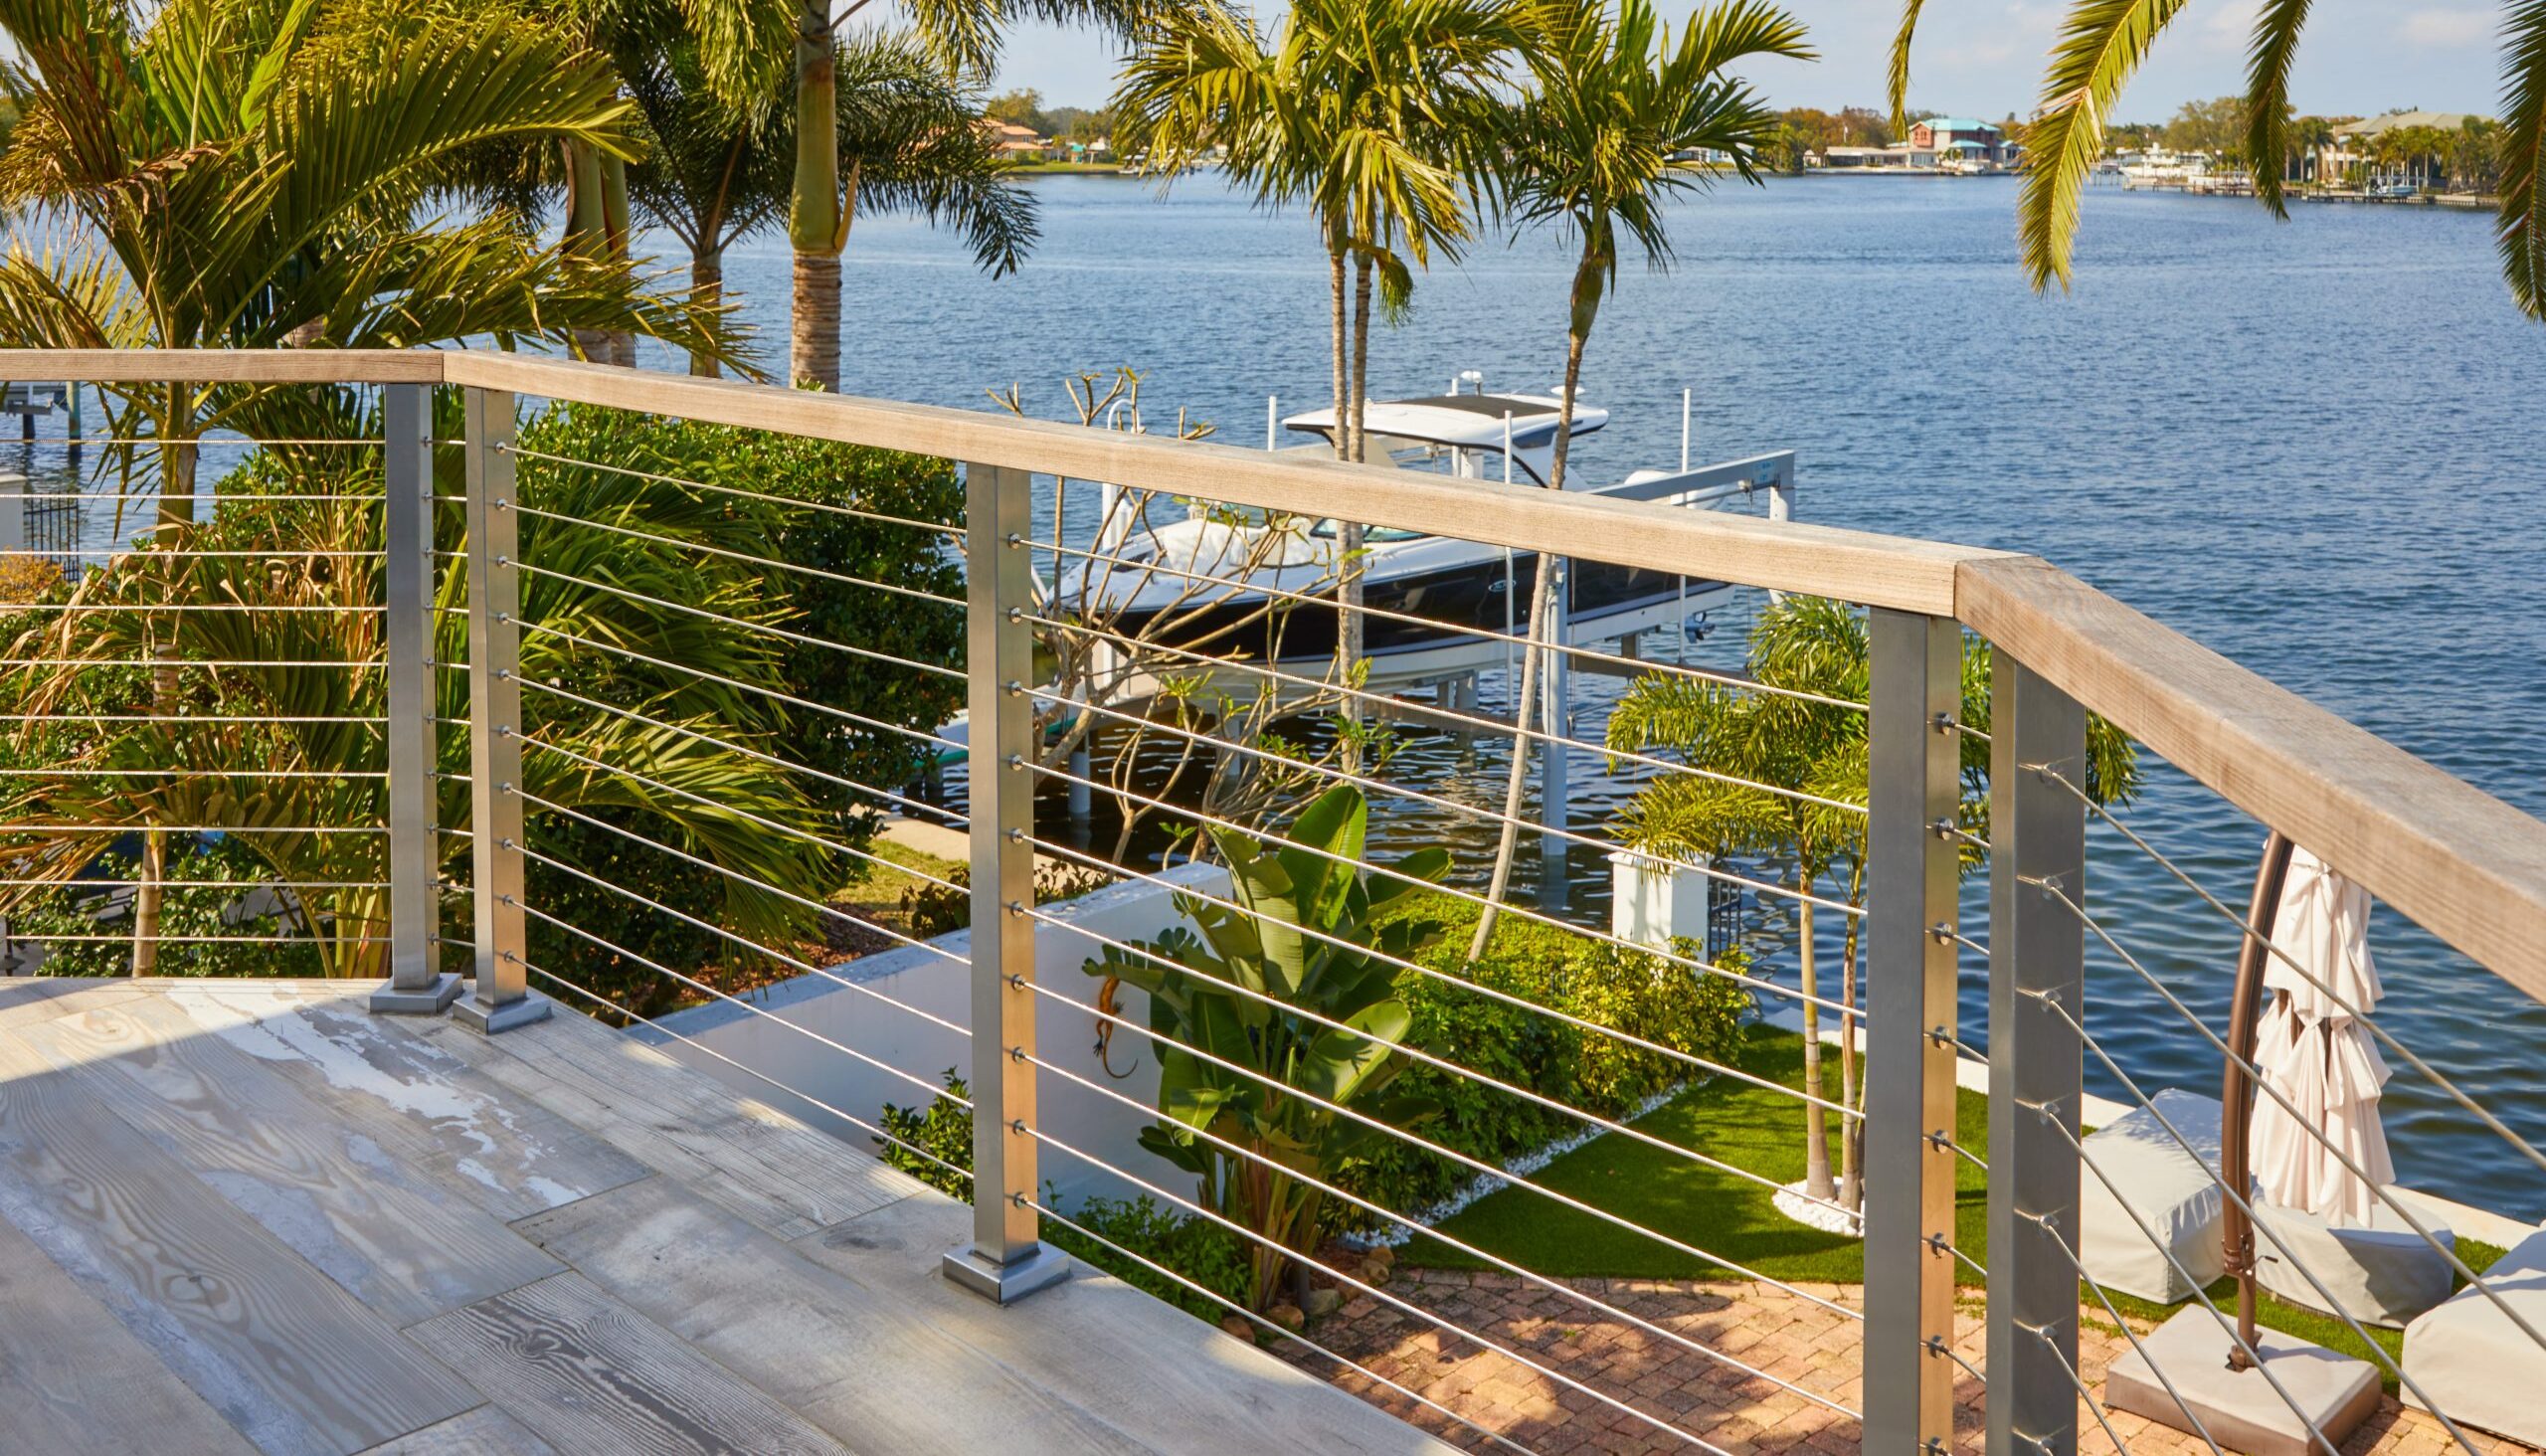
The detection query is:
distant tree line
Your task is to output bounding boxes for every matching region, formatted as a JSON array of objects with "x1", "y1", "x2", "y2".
[{"x1": 987, "y1": 87, "x2": 1120, "y2": 141}]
